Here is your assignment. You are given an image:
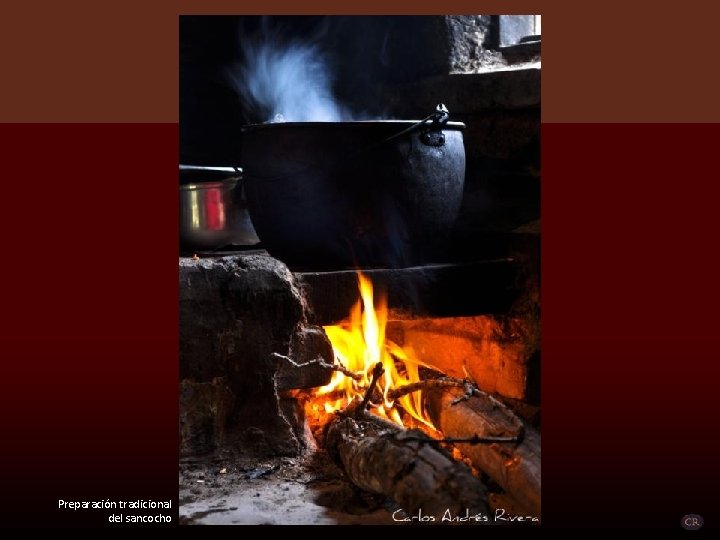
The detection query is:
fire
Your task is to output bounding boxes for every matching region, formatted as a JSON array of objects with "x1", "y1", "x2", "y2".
[{"x1": 312, "y1": 273, "x2": 435, "y2": 430}]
